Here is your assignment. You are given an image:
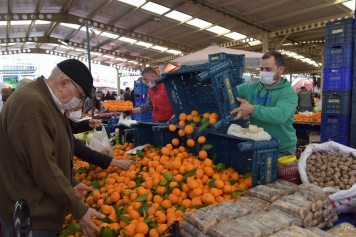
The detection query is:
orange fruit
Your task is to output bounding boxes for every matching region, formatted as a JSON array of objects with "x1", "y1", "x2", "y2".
[
  {"x1": 209, "y1": 113, "x2": 218, "y2": 119},
  {"x1": 182, "y1": 199, "x2": 192, "y2": 208},
  {"x1": 179, "y1": 113, "x2": 187, "y2": 121},
  {"x1": 153, "y1": 195, "x2": 163, "y2": 204},
  {"x1": 244, "y1": 177, "x2": 253, "y2": 188},
  {"x1": 135, "y1": 222, "x2": 149, "y2": 235},
  {"x1": 178, "y1": 120, "x2": 185, "y2": 127},
  {"x1": 161, "y1": 200, "x2": 172, "y2": 209},
  {"x1": 193, "y1": 116, "x2": 201, "y2": 123},
  {"x1": 215, "y1": 180, "x2": 224, "y2": 189},
  {"x1": 124, "y1": 224, "x2": 136, "y2": 237},
  {"x1": 187, "y1": 180, "x2": 198, "y2": 189},
  {"x1": 186, "y1": 114, "x2": 193, "y2": 121},
  {"x1": 223, "y1": 184, "x2": 232, "y2": 193},
  {"x1": 199, "y1": 150, "x2": 208, "y2": 159},
  {"x1": 184, "y1": 125, "x2": 194, "y2": 135},
  {"x1": 101, "y1": 205, "x2": 112, "y2": 215},
  {"x1": 157, "y1": 223, "x2": 168, "y2": 234},
  {"x1": 187, "y1": 139, "x2": 195, "y2": 147},
  {"x1": 169, "y1": 193, "x2": 179, "y2": 203},
  {"x1": 209, "y1": 118, "x2": 217, "y2": 125},
  {"x1": 197, "y1": 136, "x2": 206, "y2": 144},
  {"x1": 238, "y1": 182, "x2": 249, "y2": 190},
  {"x1": 191, "y1": 110, "x2": 199, "y2": 116},
  {"x1": 178, "y1": 129, "x2": 186, "y2": 137},
  {"x1": 161, "y1": 147, "x2": 171, "y2": 156},
  {"x1": 169, "y1": 124, "x2": 177, "y2": 132},
  {"x1": 202, "y1": 193, "x2": 215, "y2": 203},
  {"x1": 210, "y1": 188, "x2": 220, "y2": 197},
  {"x1": 149, "y1": 229, "x2": 159, "y2": 237},
  {"x1": 146, "y1": 207, "x2": 157, "y2": 216},
  {"x1": 203, "y1": 112, "x2": 210, "y2": 118},
  {"x1": 172, "y1": 138, "x2": 180, "y2": 146},
  {"x1": 130, "y1": 210, "x2": 141, "y2": 220}
]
